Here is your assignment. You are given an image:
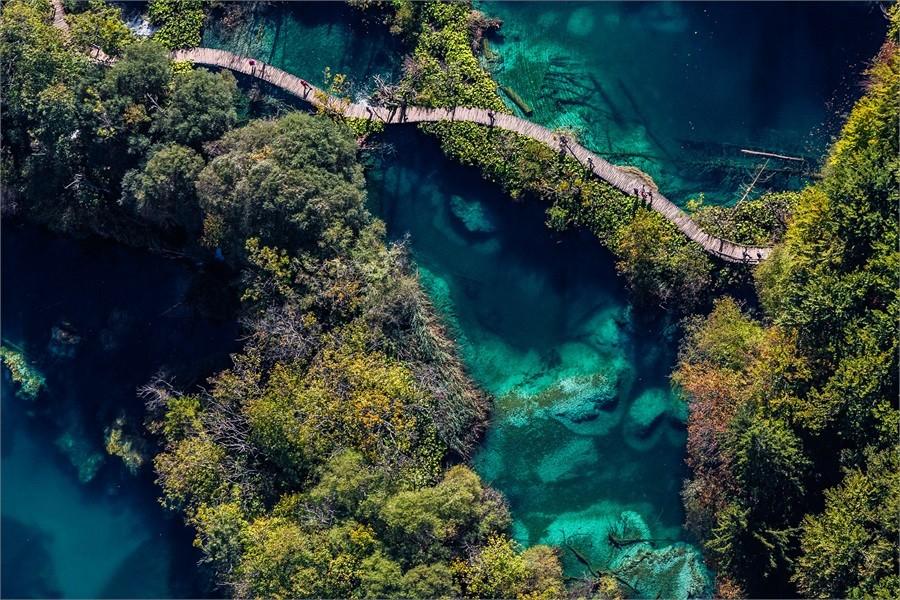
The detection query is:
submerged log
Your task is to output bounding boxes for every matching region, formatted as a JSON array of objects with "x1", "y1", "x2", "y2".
[
  {"x1": 481, "y1": 37, "x2": 499, "y2": 62},
  {"x1": 740, "y1": 148, "x2": 805, "y2": 162},
  {"x1": 500, "y1": 85, "x2": 533, "y2": 116},
  {"x1": 607, "y1": 533, "x2": 678, "y2": 549}
]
